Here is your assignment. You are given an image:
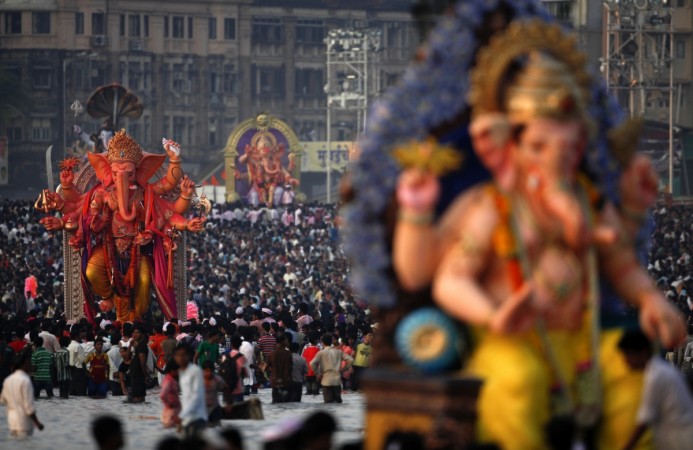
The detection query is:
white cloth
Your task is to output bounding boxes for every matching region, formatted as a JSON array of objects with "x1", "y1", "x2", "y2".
[
  {"x1": 637, "y1": 357, "x2": 693, "y2": 450},
  {"x1": 38, "y1": 331, "x2": 60, "y2": 354},
  {"x1": 239, "y1": 341, "x2": 256, "y2": 386},
  {"x1": 106, "y1": 345, "x2": 122, "y2": 381},
  {"x1": 67, "y1": 340, "x2": 85, "y2": 368},
  {"x1": 0, "y1": 370, "x2": 36, "y2": 433},
  {"x1": 178, "y1": 364, "x2": 207, "y2": 426}
]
